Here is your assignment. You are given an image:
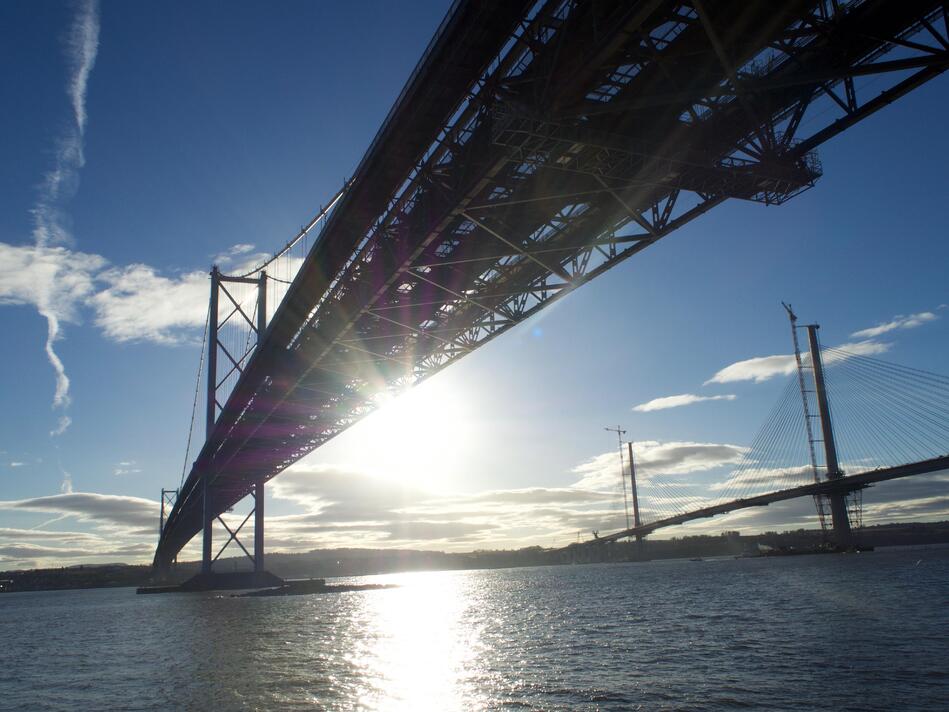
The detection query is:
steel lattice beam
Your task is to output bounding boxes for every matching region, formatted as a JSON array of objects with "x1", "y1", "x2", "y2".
[{"x1": 155, "y1": 0, "x2": 949, "y2": 569}]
